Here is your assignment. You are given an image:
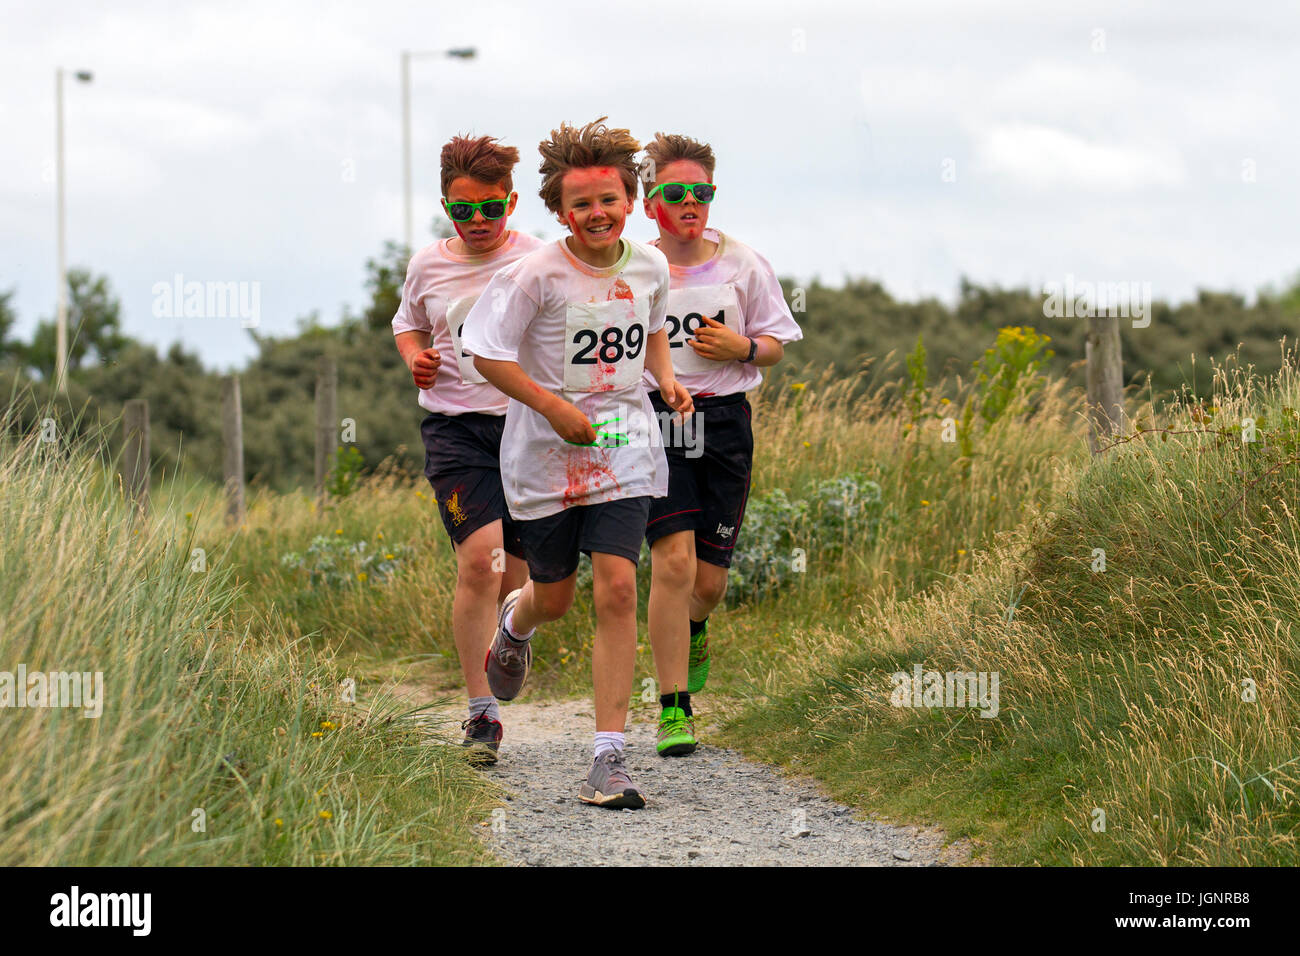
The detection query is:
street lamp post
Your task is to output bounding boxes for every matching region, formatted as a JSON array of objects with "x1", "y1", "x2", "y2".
[
  {"x1": 55, "y1": 67, "x2": 93, "y2": 394},
  {"x1": 401, "y1": 48, "x2": 476, "y2": 253}
]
